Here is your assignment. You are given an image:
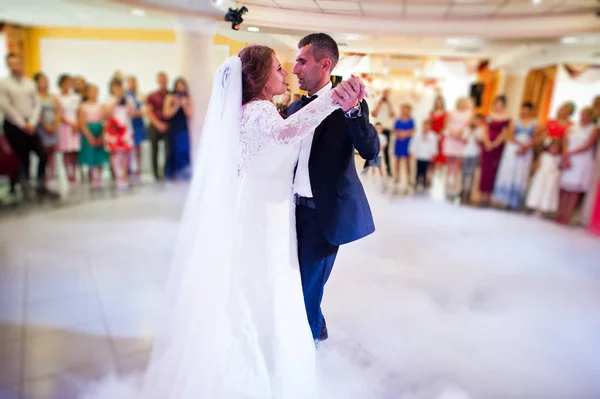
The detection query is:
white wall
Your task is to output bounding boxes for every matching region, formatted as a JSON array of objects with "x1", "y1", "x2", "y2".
[
  {"x1": 503, "y1": 73, "x2": 526, "y2": 119},
  {"x1": 39, "y1": 38, "x2": 229, "y2": 100},
  {"x1": 549, "y1": 66, "x2": 600, "y2": 120}
]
